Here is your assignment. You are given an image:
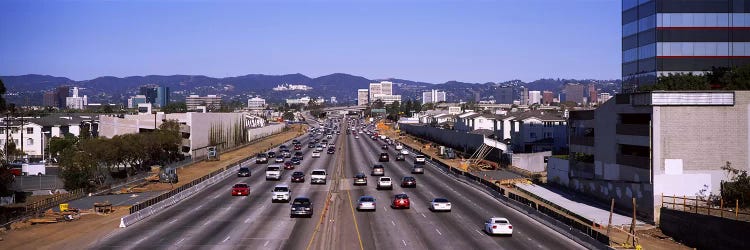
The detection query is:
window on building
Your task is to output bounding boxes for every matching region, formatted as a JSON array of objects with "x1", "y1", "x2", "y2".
[
  {"x1": 26, "y1": 127, "x2": 33, "y2": 134},
  {"x1": 26, "y1": 138, "x2": 33, "y2": 145},
  {"x1": 530, "y1": 132, "x2": 537, "y2": 139},
  {"x1": 0, "y1": 128, "x2": 4, "y2": 134}
]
